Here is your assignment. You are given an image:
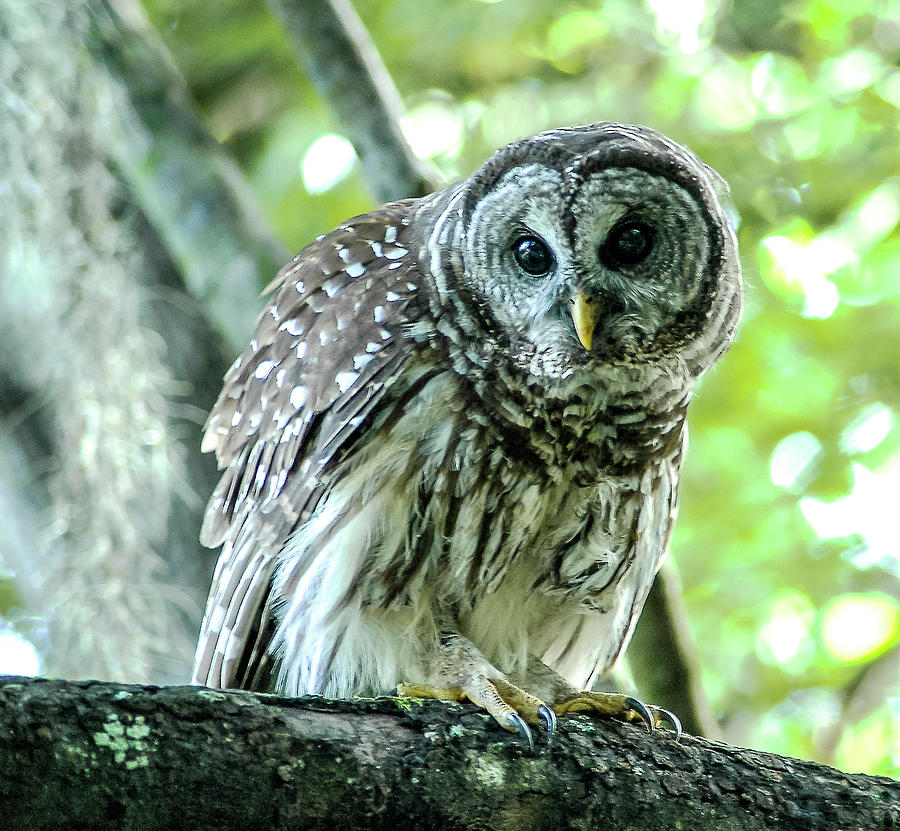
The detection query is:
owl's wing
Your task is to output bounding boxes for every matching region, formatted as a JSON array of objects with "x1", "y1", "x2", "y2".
[{"x1": 192, "y1": 201, "x2": 424, "y2": 690}]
